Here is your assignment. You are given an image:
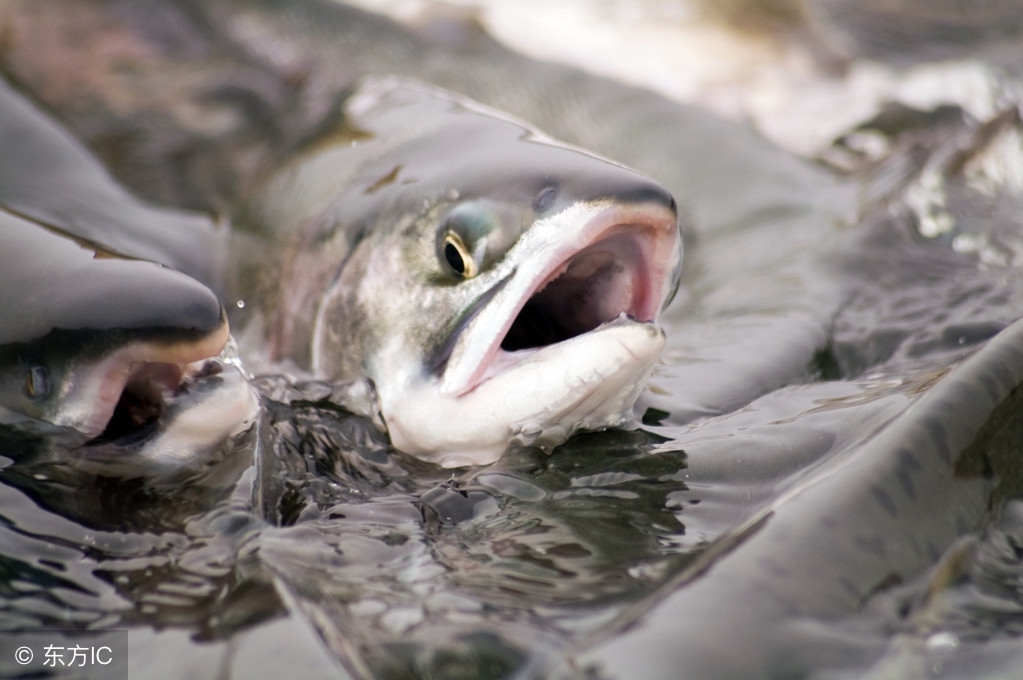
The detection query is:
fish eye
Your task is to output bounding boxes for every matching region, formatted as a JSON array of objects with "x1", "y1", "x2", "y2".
[
  {"x1": 439, "y1": 202, "x2": 499, "y2": 278},
  {"x1": 533, "y1": 185, "x2": 557, "y2": 212},
  {"x1": 24, "y1": 365, "x2": 51, "y2": 401},
  {"x1": 443, "y1": 232, "x2": 477, "y2": 278}
]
